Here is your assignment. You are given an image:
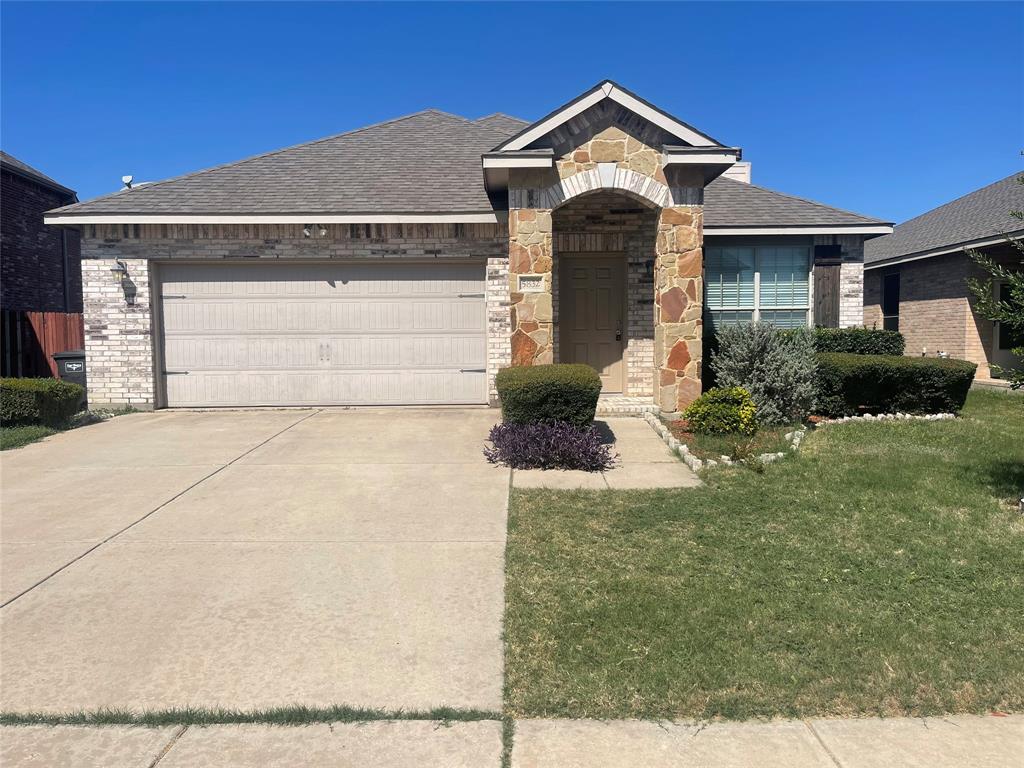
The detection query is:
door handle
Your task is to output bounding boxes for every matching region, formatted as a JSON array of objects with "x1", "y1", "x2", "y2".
[{"x1": 615, "y1": 328, "x2": 622, "y2": 341}]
